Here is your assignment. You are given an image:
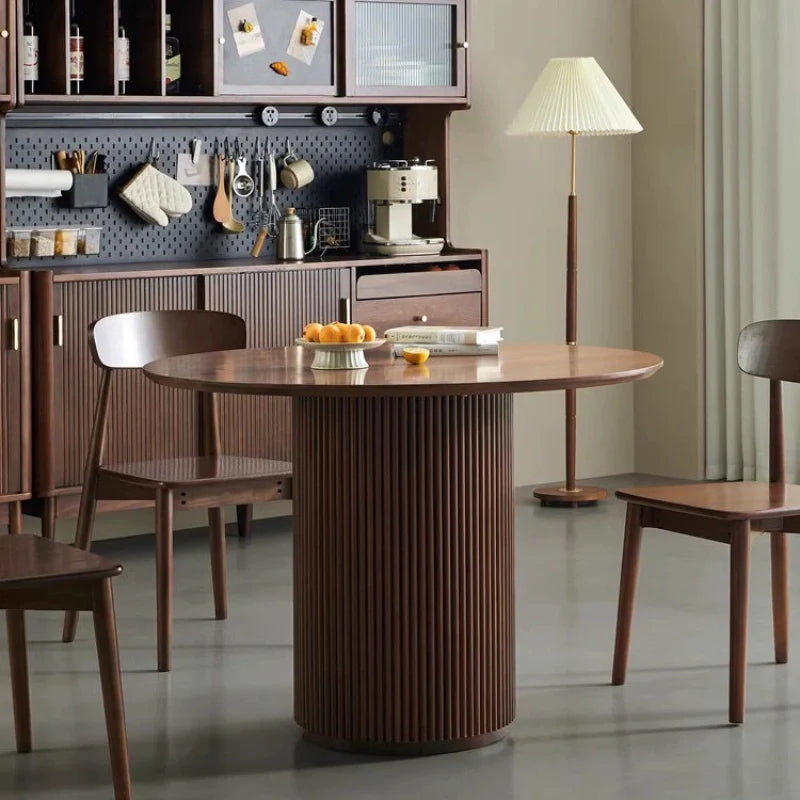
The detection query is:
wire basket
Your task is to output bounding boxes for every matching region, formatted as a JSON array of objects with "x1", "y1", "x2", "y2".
[{"x1": 298, "y1": 207, "x2": 351, "y2": 254}]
